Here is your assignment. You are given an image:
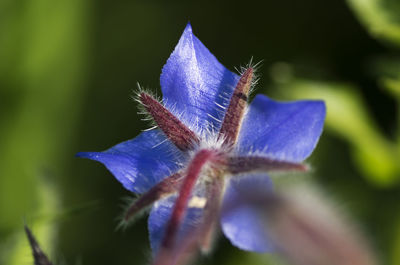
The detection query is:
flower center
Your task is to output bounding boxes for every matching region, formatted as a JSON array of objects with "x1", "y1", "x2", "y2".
[
  {"x1": 127, "y1": 68, "x2": 307, "y2": 265},
  {"x1": 161, "y1": 149, "x2": 222, "y2": 249}
]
